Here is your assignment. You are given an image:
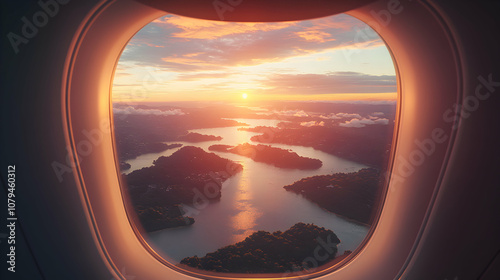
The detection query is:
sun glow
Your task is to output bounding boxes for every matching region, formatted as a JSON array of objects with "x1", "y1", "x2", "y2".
[{"x1": 113, "y1": 14, "x2": 397, "y2": 103}]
